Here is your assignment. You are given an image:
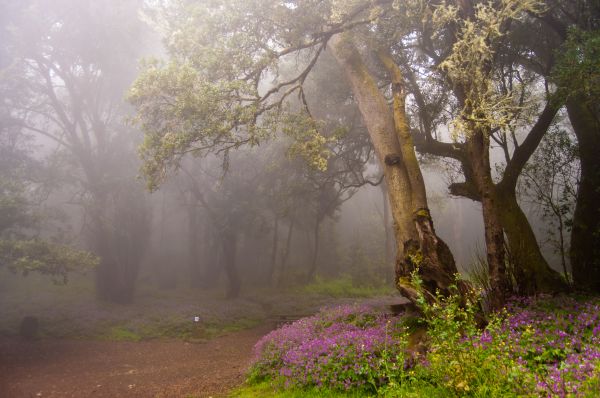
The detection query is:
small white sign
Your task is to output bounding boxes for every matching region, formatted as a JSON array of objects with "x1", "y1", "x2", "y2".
[{"x1": 194, "y1": 316, "x2": 200, "y2": 322}]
